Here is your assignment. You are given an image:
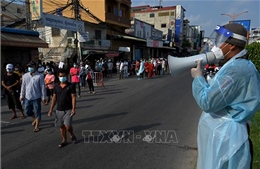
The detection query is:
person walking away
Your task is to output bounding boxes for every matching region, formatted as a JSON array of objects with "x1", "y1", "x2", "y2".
[
  {"x1": 20, "y1": 61, "x2": 46, "y2": 132},
  {"x1": 136, "y1": 59, "x2": 145, "y2": 80},
  {"x1": 48, "y1": 69, "x2": 77, "y2": 148},
  {"x1": 161, "y1": 59, "x2": 165, "y2": 75},
  {"x1": 107, "y1": 59, "x2": 113, "y2": 77},
  {"x1": 2, "y1": 64, "x2": 25, "y2": 119},
  {"x1": 79, "y1": 62, "x2": 86, "y2": 89},
  {"x1": 44, "y1": 68, "x2": 55, "y2": 105},
  {"x1": 119, "y1": 60, "x2": 124, "y2": 79},
  {"x1": 70, "y1": 63, "x2": 81, "y2": 98},
  {"x1": 86, "y1": 66, "x2": 95, "y2": 94},
  {"x1": 190, "y1": 23, "x2": 260, "y2": 169},
  {"x1": 116, "y1": 60, "x2": 120, "y2": 75}
]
